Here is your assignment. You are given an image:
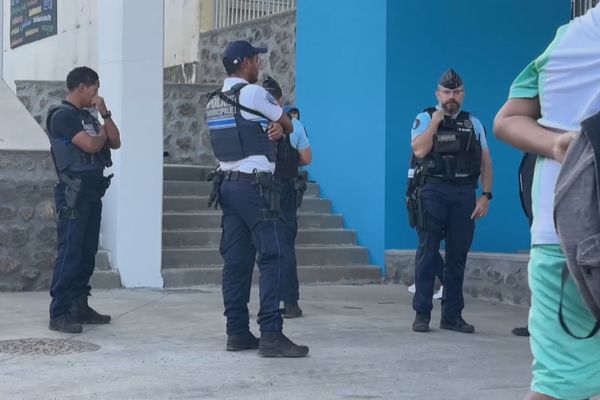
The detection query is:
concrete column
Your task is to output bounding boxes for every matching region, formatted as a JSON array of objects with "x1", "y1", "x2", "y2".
[
  {"x1": 97, "y1": 0, "x2": 164, "y2": 288},
  {"x1": 1, "y1": 0, "x2": 4, "y2": 80}
]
